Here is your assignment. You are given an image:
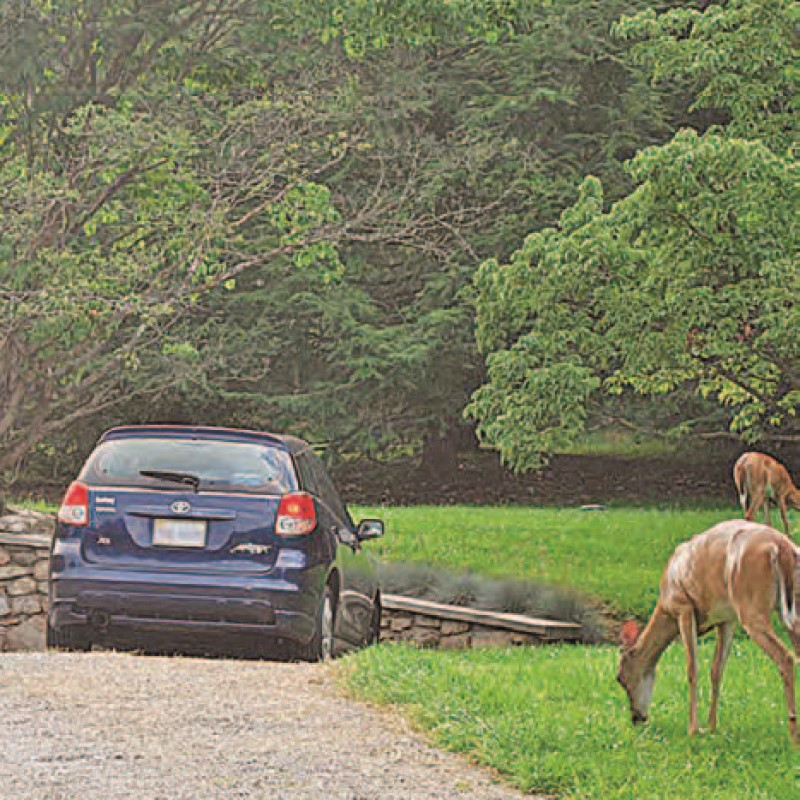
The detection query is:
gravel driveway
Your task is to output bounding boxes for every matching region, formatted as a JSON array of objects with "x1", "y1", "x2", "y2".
[{"x1": 0, "y1": 652, "x2": 528, "y2": 800}]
